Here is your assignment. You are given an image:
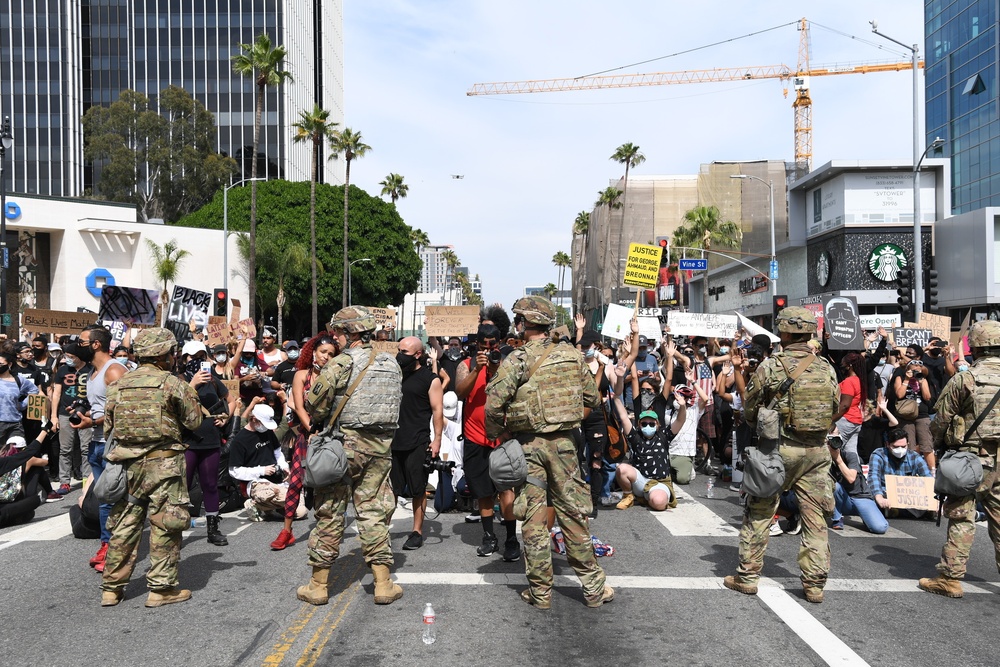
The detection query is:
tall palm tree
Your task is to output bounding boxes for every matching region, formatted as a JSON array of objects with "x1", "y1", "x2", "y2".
[
  {"x1": 409, "y1": 228, "x2": 430, "y2": 335},
  {"x1": 676, "y1": 205, "x2": 742, "y2": 313},
  {"x1": 572, "y1": 210, "x2": 590, "y2": 241},
  {"x1": 232, "y1": 33, "x2": 292, "y2": 322},
  {"x1": 329, "y1": 127, "x2": 372, "y2": 306},
  {"x1": 145, "y1": 239, "x2": 191, "y2": 325},
  {"x1": 552, "y1": 251, "x2": 571, "y2": 324},
  {"x1": 571, "y1": 211, "x2": 590, "y2": 312},
  {"x1": 595, "y1": 187, "x2": 623, "y2": 305},
  {"x1": 610, "y1": 142, "x2": 646, "y2": 291},
  {"x1": 291, "y1": 104, "x2": 337, "y2": 334},
  {"x1": 379, "y1": 173, "x2": 409, "y2": 207},
  {"x1": 440, "y1": 249, "x2": 459, "y2": 305},
  {"x1": 542, "y1": 283, "x2": 558, "y2": 301}
]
